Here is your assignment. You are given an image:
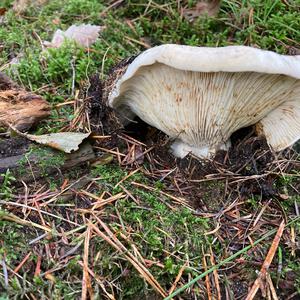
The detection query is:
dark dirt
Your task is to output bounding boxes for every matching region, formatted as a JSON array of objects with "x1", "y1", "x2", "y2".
[
  {"x1": 86, "y1": 56, "x2": 137, "y2": 137},
  {"x1": 86, "y1": 73, "x2": 112, "y2": 134},
  {"x1": 0, "y1": 136, "x2": 30, "y2": 158}
]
